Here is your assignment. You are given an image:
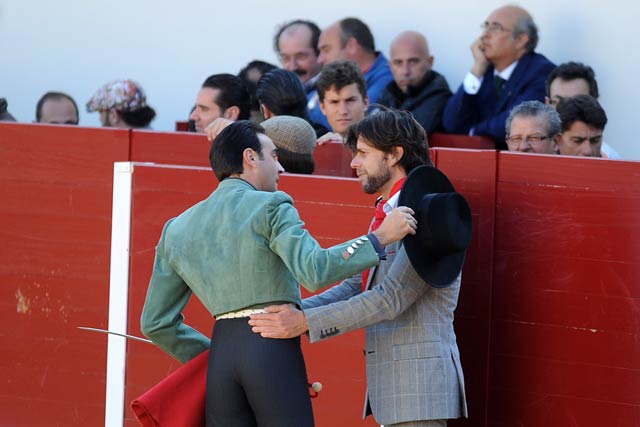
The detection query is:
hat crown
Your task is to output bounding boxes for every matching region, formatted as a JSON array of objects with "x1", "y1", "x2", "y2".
[
  {"x1": 262, "y1": 116, "x2": 316, "y2": 155},
  {"x1": 415, "y1": 193, "x2": 472, "y2": 255}
]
